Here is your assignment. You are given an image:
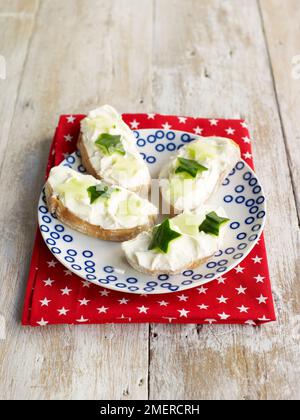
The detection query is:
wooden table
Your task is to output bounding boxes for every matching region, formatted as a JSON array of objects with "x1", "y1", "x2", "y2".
[{"x1": 0, "y1": 0, "x2": 299, "y2": 400}]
